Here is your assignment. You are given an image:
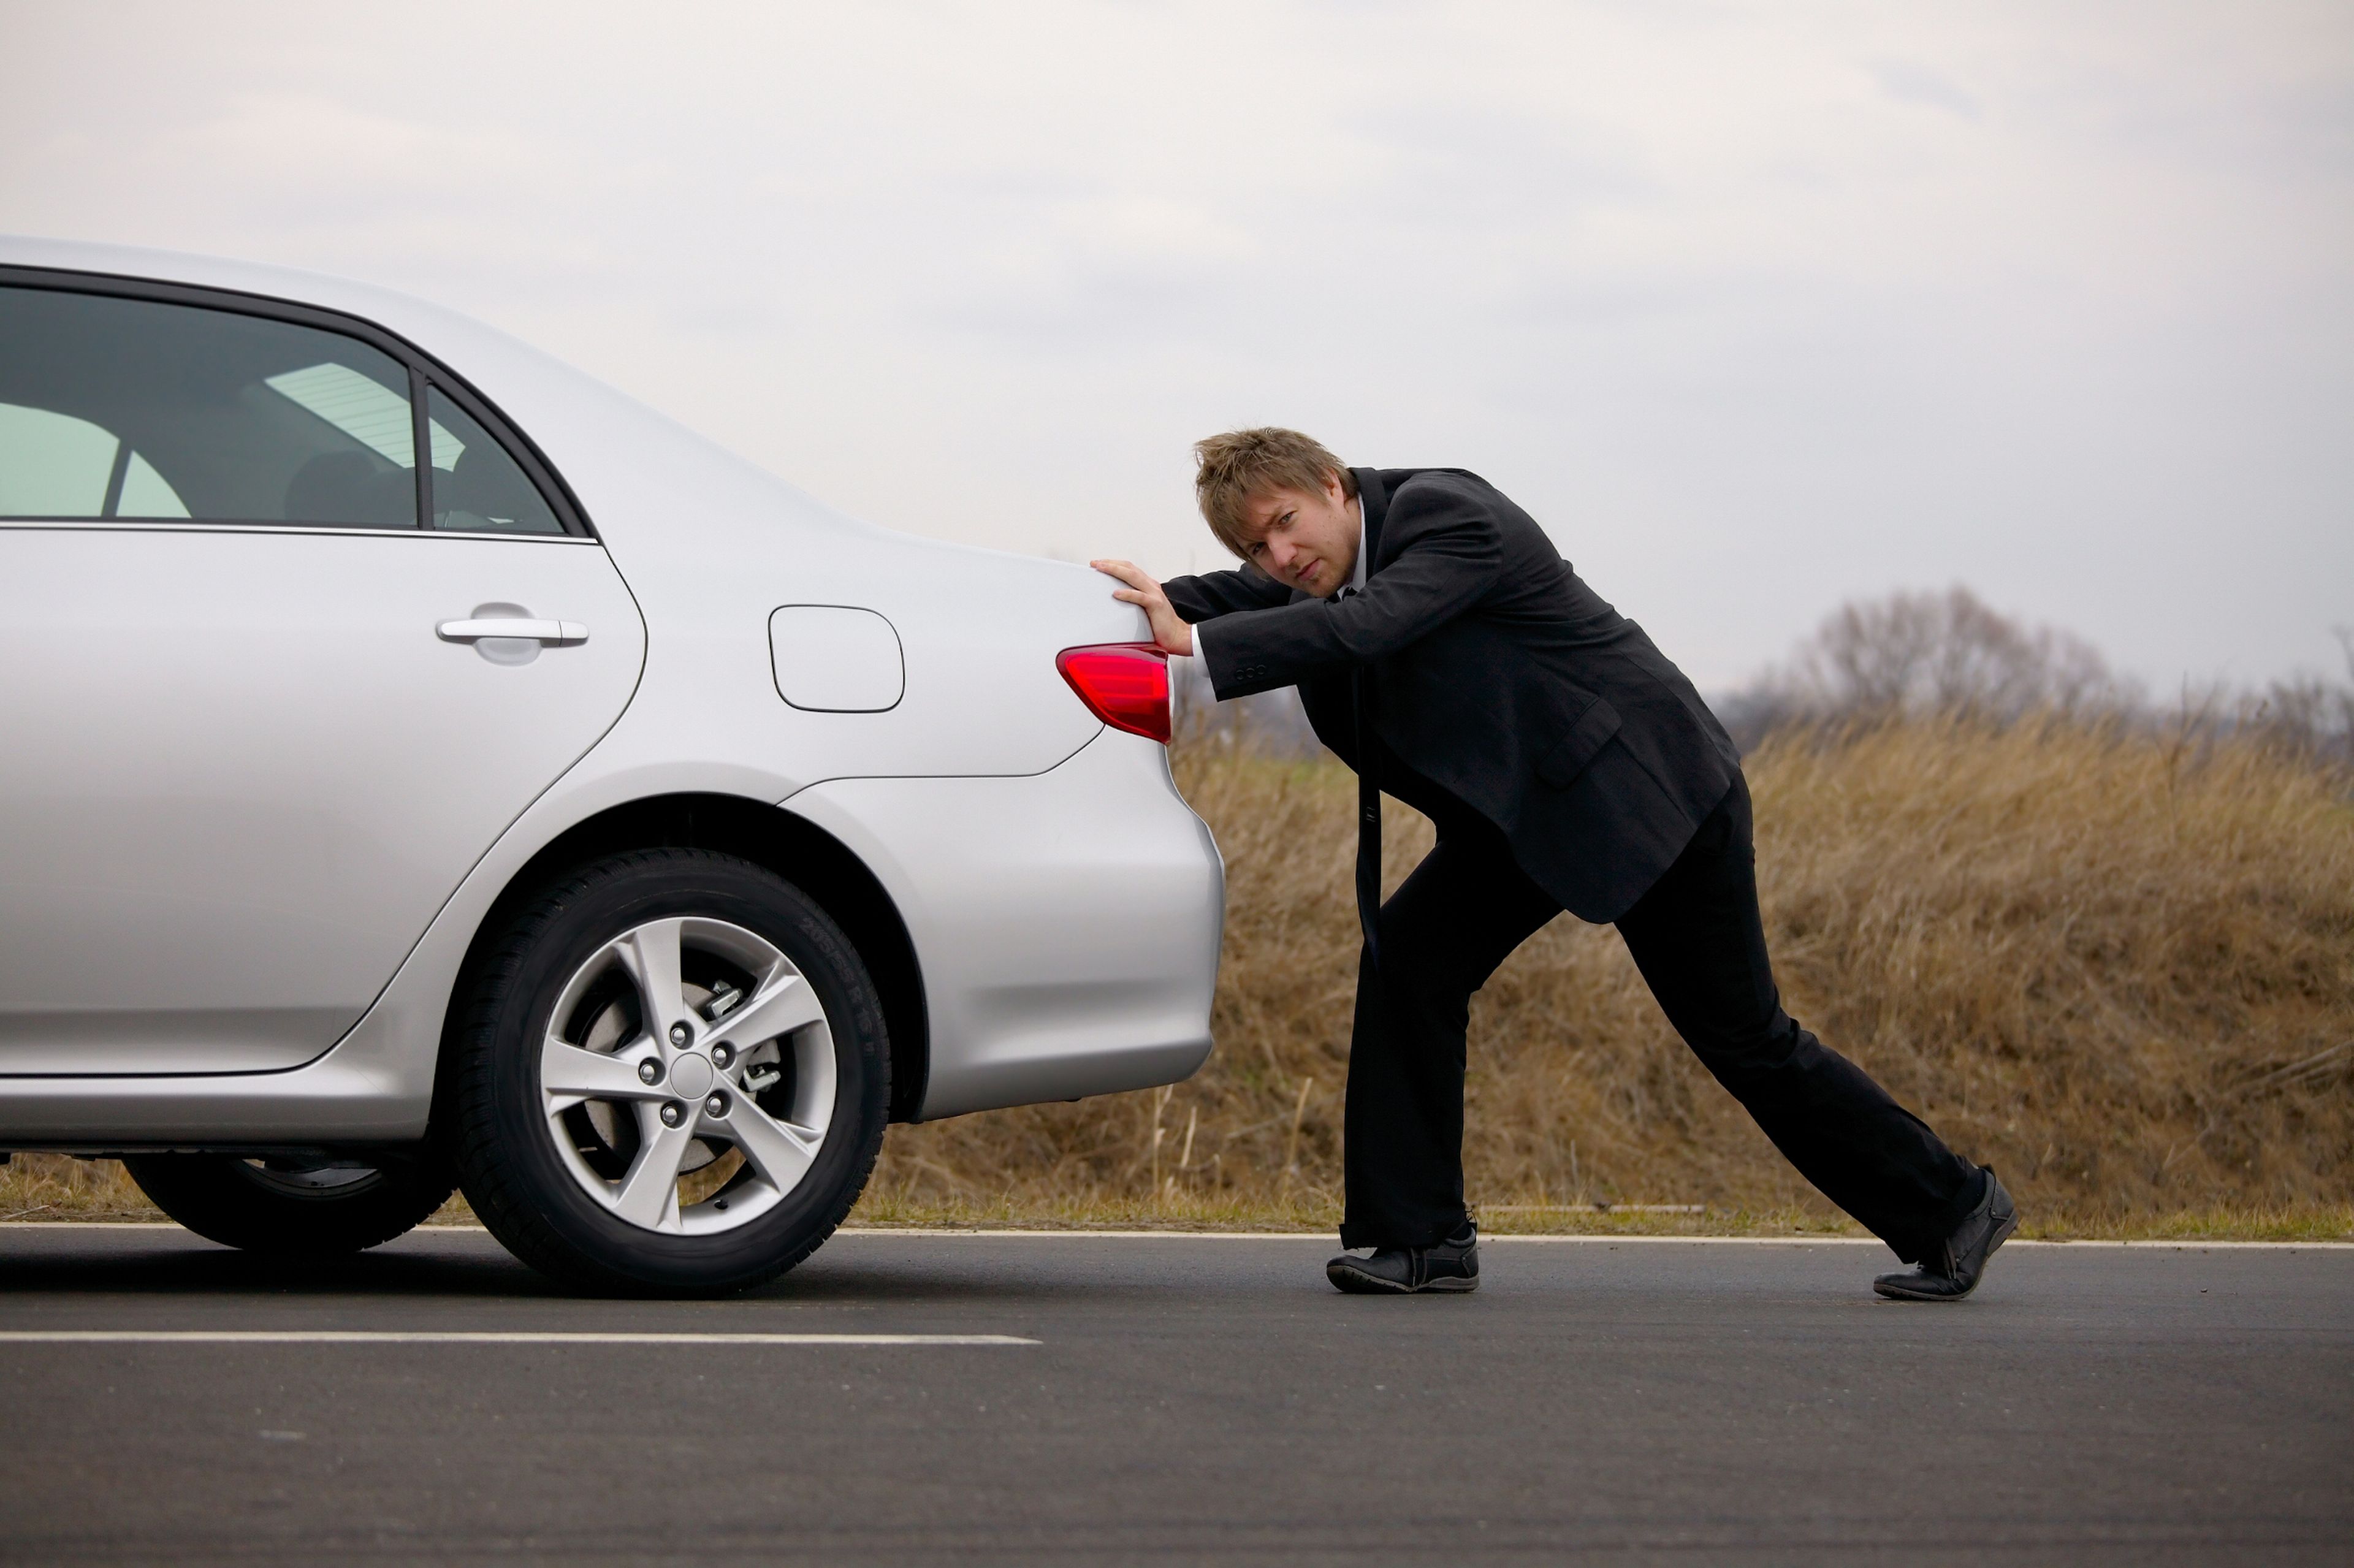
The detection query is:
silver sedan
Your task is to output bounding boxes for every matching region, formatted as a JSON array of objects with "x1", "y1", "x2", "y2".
[{"x1": 0, "y1": 237, "x2": 1223, "y2": 1294}]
